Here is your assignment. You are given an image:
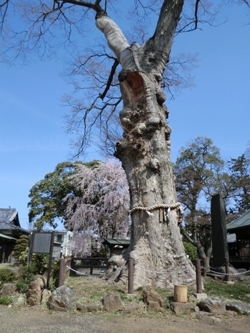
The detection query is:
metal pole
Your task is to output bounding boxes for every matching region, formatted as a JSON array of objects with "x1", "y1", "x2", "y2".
[
  {"x1": 196, "y1": 259, "x2": 202, "y2": 293},
  {"x1": 128, "y1": 258, "x2": 134, "y2": 294}
]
